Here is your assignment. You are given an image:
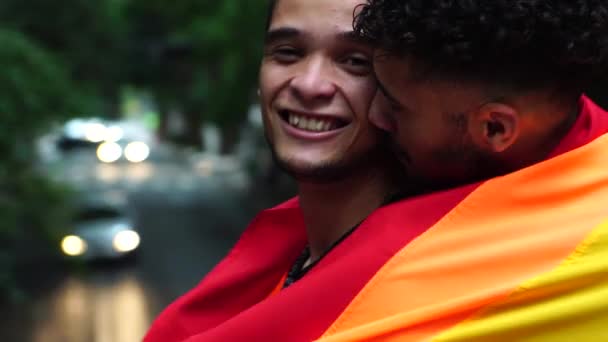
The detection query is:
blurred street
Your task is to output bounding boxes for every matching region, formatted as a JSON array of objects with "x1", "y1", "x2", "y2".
[
  {"x1": 0, "y1": 140, "x2": 293, "y2": 342},
  {"x1": 0, "y1": 3, "x2": 278, "y2": 340}
]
